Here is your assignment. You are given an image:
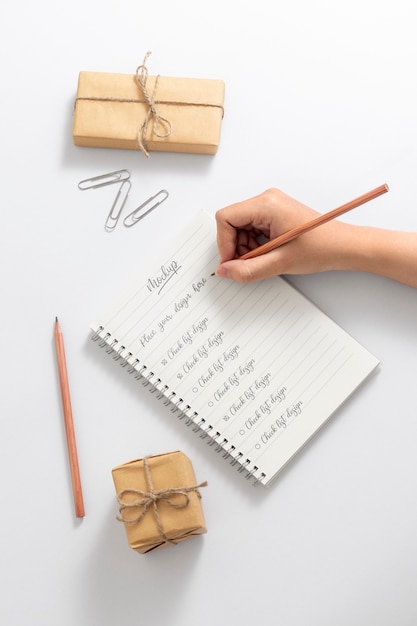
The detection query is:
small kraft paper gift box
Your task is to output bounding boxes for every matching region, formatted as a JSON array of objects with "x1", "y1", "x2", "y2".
[
  {"x1": 112, "y1": 451, "x2": 207, "y2": 554},
  {"x1": 72, "y1": 52, "x2": 225, "y2": 156}
]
